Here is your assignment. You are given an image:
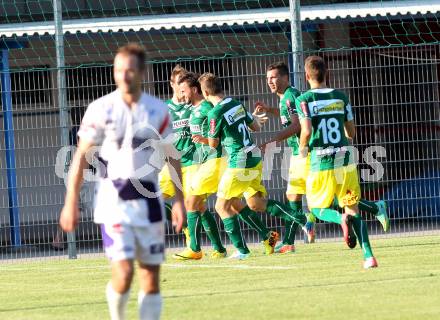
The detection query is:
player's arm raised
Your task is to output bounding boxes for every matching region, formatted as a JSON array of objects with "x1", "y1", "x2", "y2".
[
  {"x1": 246, "y1": 107, "x2": 264, "y2": 132},
  {"x1": 259, "y1": 114, "x2": 301, "y2": 152},
  {"x1": 248, "y1": 120, "x2": 261, "y2": 132},
  {"x1": 254, "y1": 101, "x2": 280, "y2": 117}
]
